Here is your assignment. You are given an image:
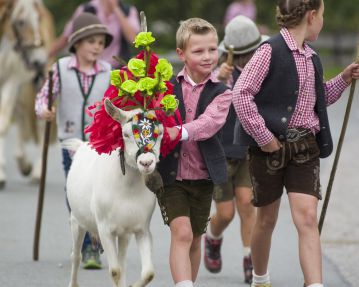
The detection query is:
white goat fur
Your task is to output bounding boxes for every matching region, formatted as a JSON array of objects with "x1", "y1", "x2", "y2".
[{"x1": 65, "y1": 99, "x2": 163, "y2": 287}]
